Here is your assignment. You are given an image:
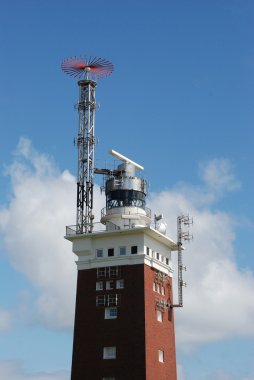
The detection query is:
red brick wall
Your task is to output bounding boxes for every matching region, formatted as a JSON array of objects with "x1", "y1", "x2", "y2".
[
  {"x1": 144, "y1": 265, "x2": 177, "y2": 380},
  {"x1": 71, "y1": 264, "x2": 177, "y2": 380}
]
